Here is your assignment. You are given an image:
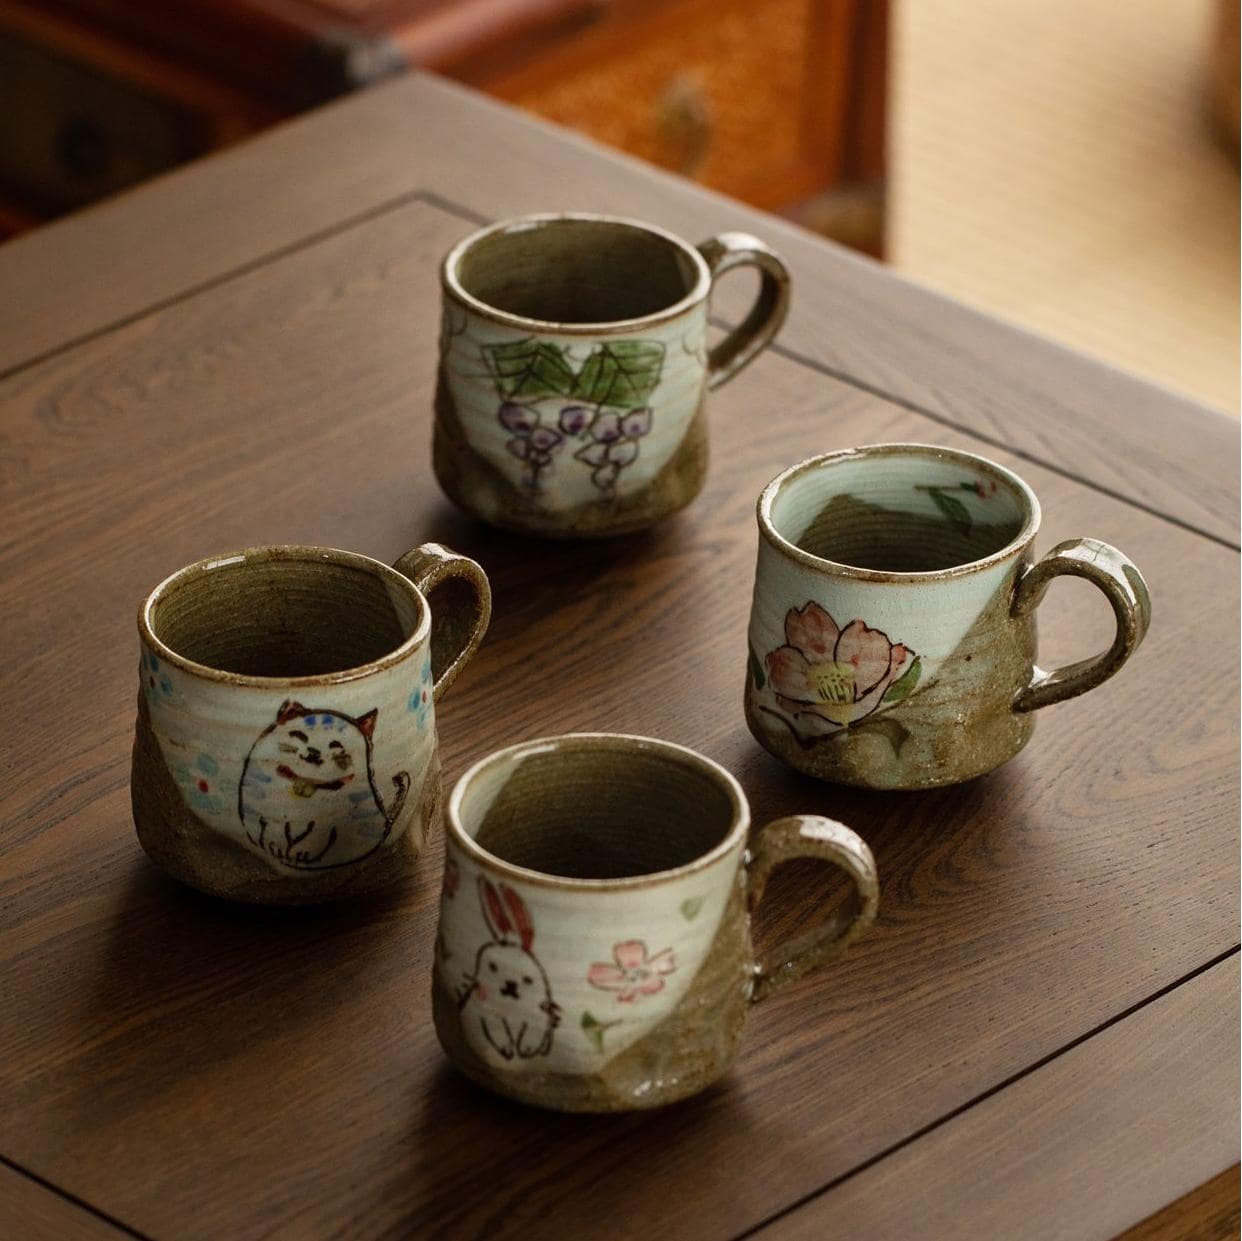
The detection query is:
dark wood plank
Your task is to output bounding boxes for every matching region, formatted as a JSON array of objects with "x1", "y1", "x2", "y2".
[
  {"x1": 0, "y1": 195, "x2": 1236, "y2": 1238},
  {"x1": 755, "y1": 958, "x2": 1240, "y2": 1241},
  {"x1": 0, "y1": 1163, "x2": 134, "y2": 1240},
  {"x1": 1118, "y1": 1165, "x2": 1241, "y2": 1241},
  {"x1": 0, "y1": 73, "x2": 1235, "y2": 543}
]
